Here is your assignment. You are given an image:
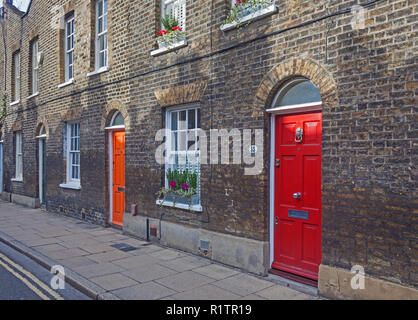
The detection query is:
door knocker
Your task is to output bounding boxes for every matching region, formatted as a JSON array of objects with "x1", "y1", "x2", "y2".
[{"x1": 295, "y1": 127, "x2": 303, "y2": 143}]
